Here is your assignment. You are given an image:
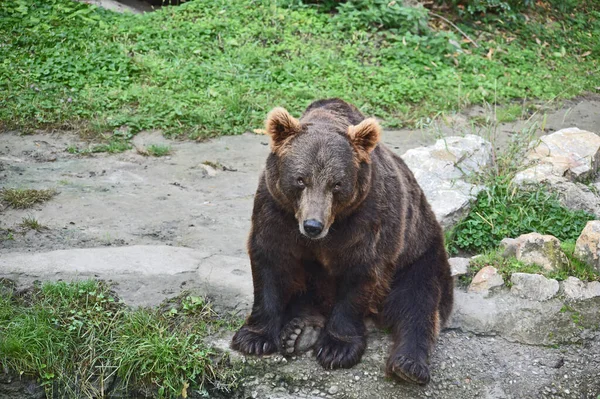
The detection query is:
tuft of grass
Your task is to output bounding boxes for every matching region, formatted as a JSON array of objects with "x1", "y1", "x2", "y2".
[
  {"x1": 1, "y1": 0, "x2": 599, "y2": 138},
  {"x1": 495, "y1": 104, "x2": 523, "y2": 123},
  {"x1": 146, "y1": 144, "x2": 171, "y2": 157},
  {"x1": 1, "y1": 188, "x2": 57, "y2": 209},
  {"x1": 19, "y1": 216, "x2": 45, "y2": 232},
  {"x1": 0, "y1": 280, "x2": 241, "y2": 398}
]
